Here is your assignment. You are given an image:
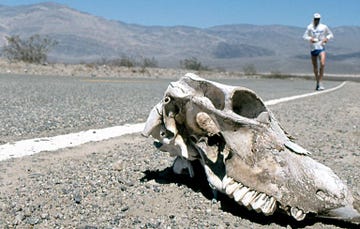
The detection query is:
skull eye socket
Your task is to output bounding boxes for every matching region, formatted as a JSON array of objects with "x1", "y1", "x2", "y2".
[
  {"x1": 198, "y1": 82, "x2": 225, "y2": 110},
  {"x1": 232, "y1": 90, "x2": 267, "y2": 119},
  {"x1": 204, "y1": 87, "x2": 225, "y2": 110}
]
